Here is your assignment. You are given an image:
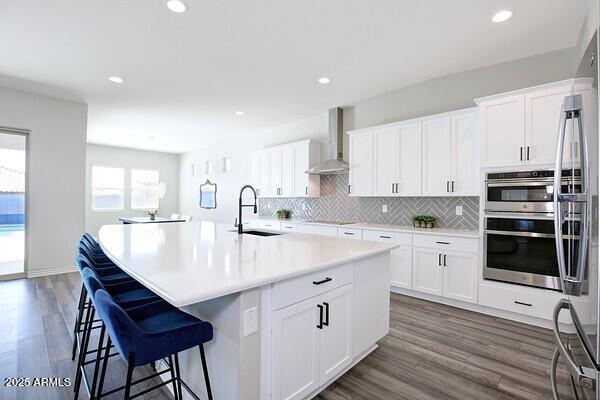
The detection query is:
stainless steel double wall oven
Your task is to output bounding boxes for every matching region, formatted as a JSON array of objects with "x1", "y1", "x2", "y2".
[{"x1": 483, "y1": 169, "x2": 582, "y2": 291}]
